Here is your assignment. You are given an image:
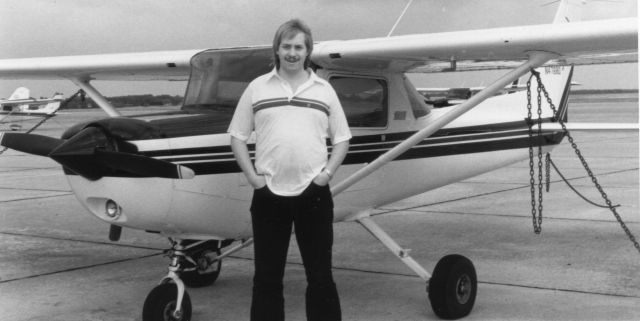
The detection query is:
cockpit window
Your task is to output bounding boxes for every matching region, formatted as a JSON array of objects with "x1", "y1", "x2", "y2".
[
  {"x1": 329, "y1": 76, "x2": 388, "y2": 128},
  {"x1": 183, "y1": 48, "x2": 273, "y2": 114}
]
